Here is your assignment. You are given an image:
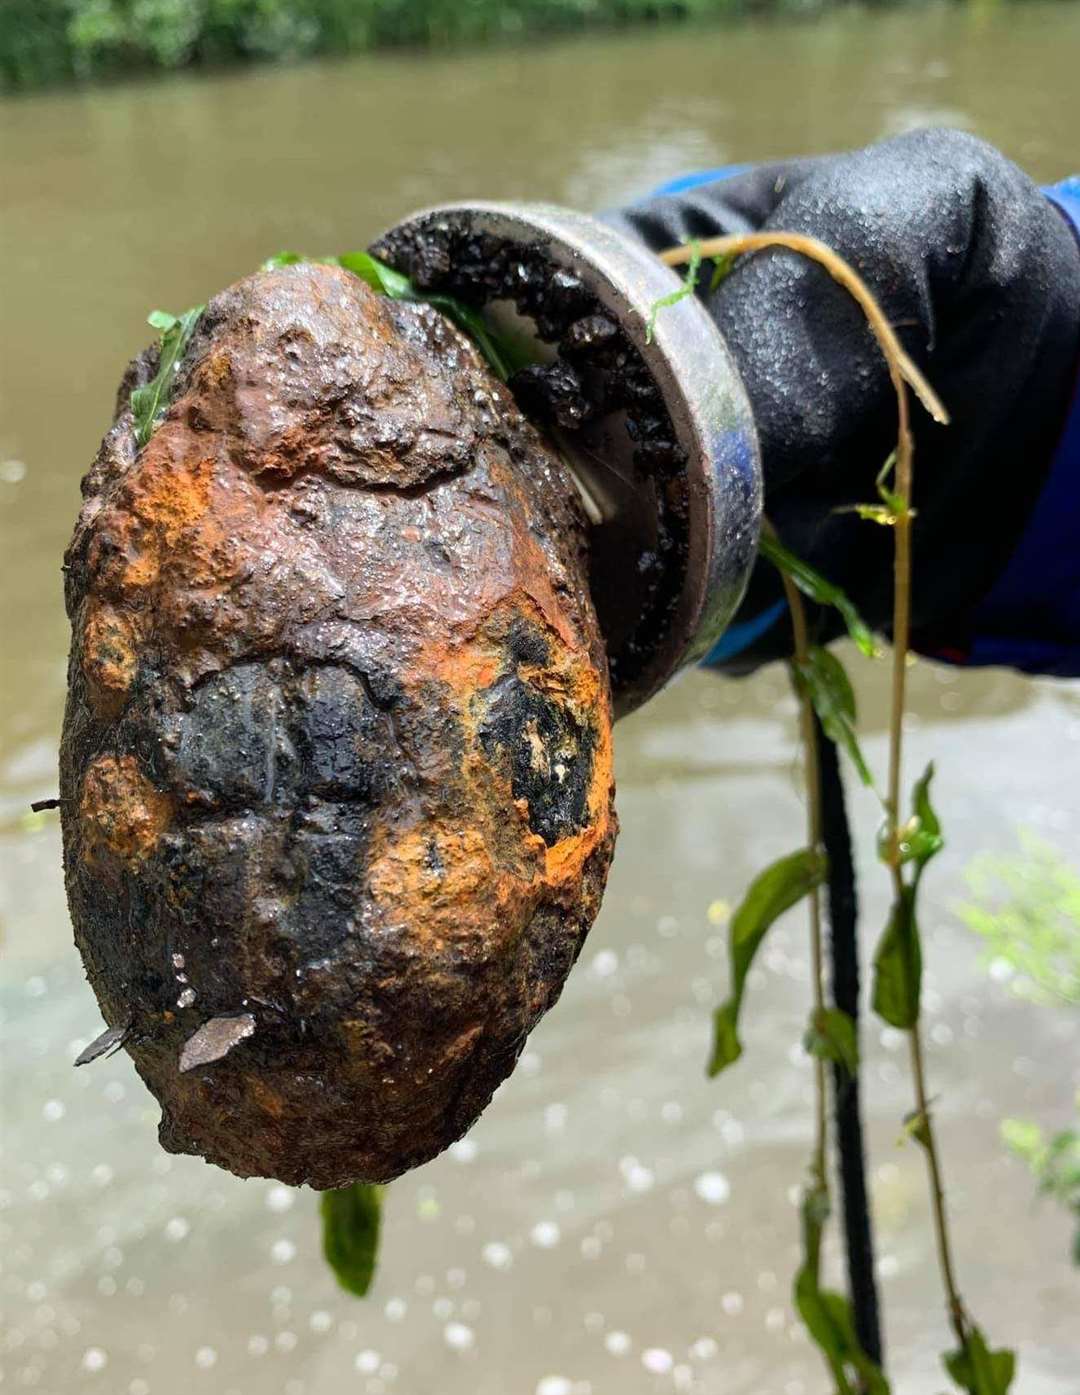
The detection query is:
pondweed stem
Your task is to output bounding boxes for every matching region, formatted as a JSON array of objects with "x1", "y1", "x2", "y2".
[
  {"x1": 661, "y1": 231, "x2": 968, "y2": 1348},
  {"x1": 765, "y1": 517, "x2": 828, "y2": 1186},
  {"x1": 885, "y1": 452, "x2": 967, "y2": 1344},
  {"x1": 658, "y1": 233, "x2": 949, "y2": 429}
]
